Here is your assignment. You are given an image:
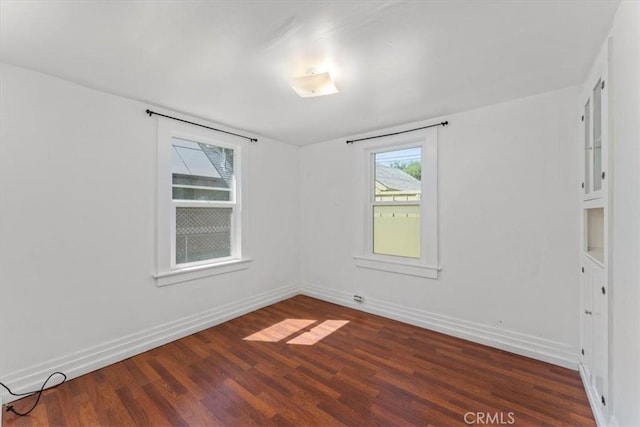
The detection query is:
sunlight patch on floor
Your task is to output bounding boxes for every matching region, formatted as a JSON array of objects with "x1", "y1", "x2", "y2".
[
  {"x1": 286, "y1": 320, "x2": 350, "y2": 345},
  {"x1": 243, "y1": 319, "x2": 350, "y2": 345},
  {"x1": 243, "y1": 319, "x2": 316, "y2": 342}
]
